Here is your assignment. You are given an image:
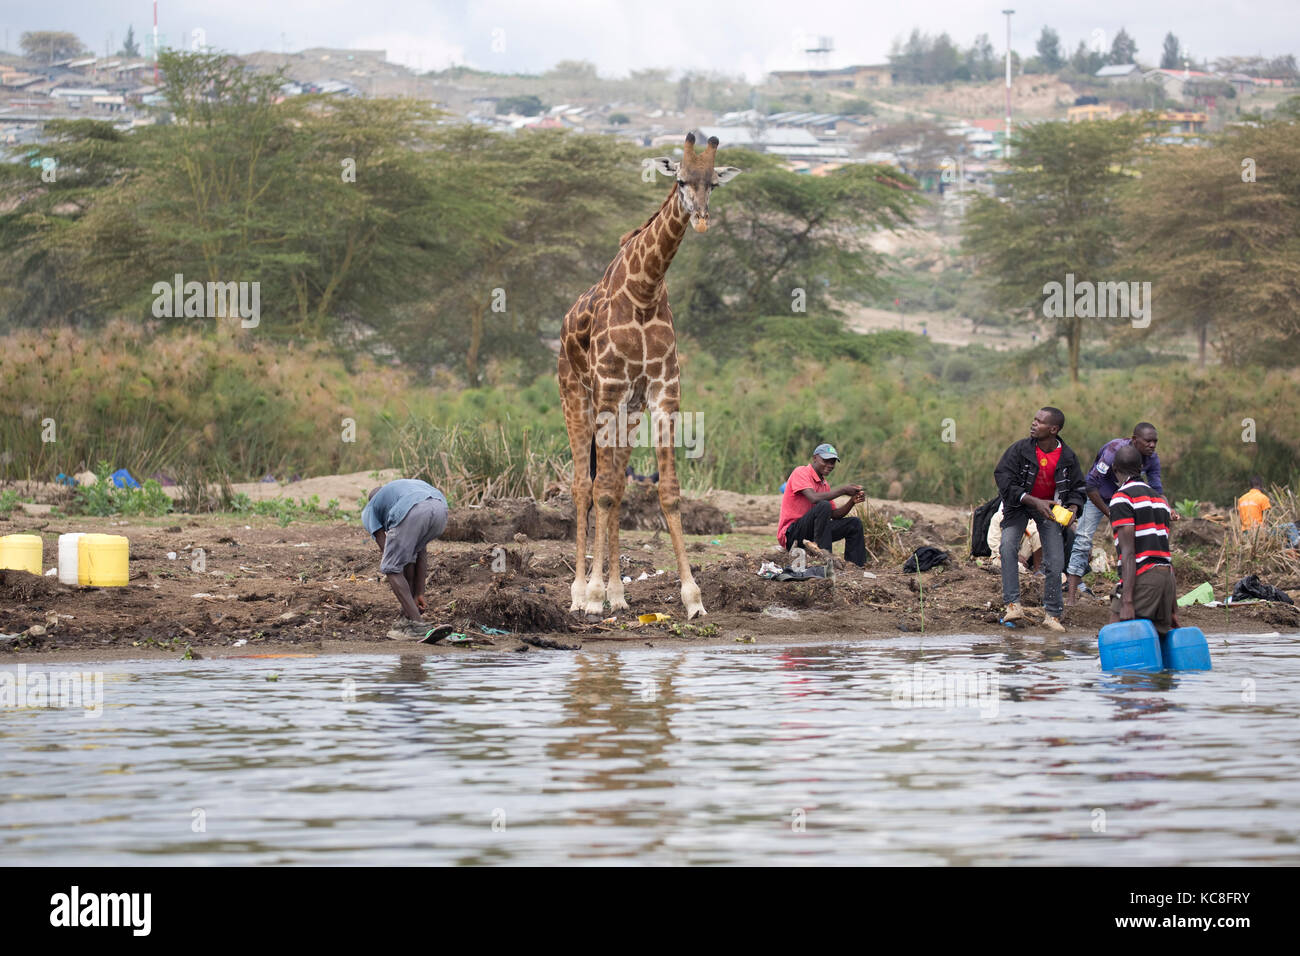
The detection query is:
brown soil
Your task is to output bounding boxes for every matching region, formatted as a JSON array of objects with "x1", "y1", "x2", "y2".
[{"x1": 2, "y1": 496, "x2": 1295, "y2": 662}]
